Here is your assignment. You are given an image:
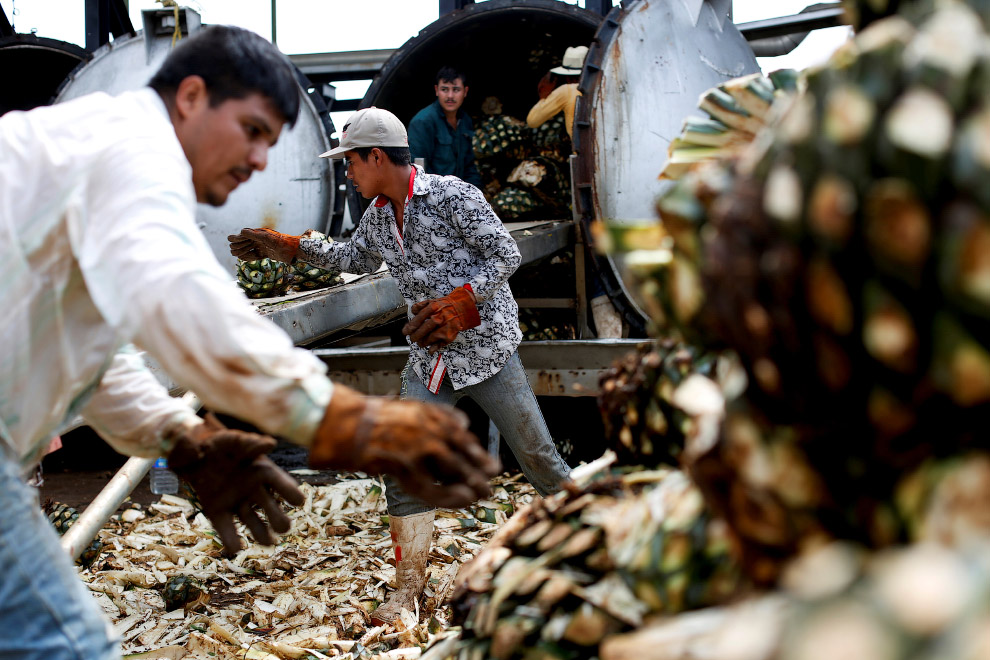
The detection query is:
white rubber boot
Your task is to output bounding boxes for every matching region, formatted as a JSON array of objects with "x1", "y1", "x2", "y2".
[
  {"x1": 591, "y1": 295, "x2": 623, "y2": 338},
  {"x1": 371, "y1": 510, "x2": 435, "y2": 626}
]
